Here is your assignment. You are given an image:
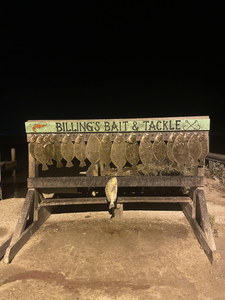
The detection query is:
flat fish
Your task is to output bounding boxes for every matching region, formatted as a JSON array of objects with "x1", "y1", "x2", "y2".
[
  {"x1": 50, "y1": 135, "x2": 63, "y2": 168},
  {"x1": 125, "y1": 133, "x2": 139, "y2": 172},
  {"x1": 139, "y1": 133, "x2": 153, "y2": 172},
  {"x1": 74, "y1": 134, "x2": 86, "y2": 167},
  {"x1": 34, "y1": 135, "x2": 48, "y2": 171},
  {"x1": 99, "y1": 133, "x2": 112, "y2": 174},
  {"x1": 111, "y1": 133, "x2": 126, "y2": 175},
  {"x1": 105, "y1": 177, "x2": 118, "y2": 211},
  {"x1": 172, "y1": 133, "x2": 189, "y2": 172},
  {"x1": 188, "y1": 133, "x2": 202, "y2": 165},
  {"x1": 152, "y1": 133, "x2": 167, "y2": 163},
  {"x1": 199, "y1": 133, "x2": 208, "y2": 167},
  {"x1": 86, "y1": 134, "x2": 101, "y2": 171},
  {"x1": 42, "y1": 135, "x2": 55, "y2": 165},
  {"x1": 167, "y1": 133, "x2": 177, "y2": 167},
  {"x1": 30, "y1": 135, "x2": 38, "y2": 161},
  {"x1": 61, "y1": 134, "x2": 74, "y2": 167},
  {"x1": 184, "y1": 132, "x2": 192, "y2": 168}
]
